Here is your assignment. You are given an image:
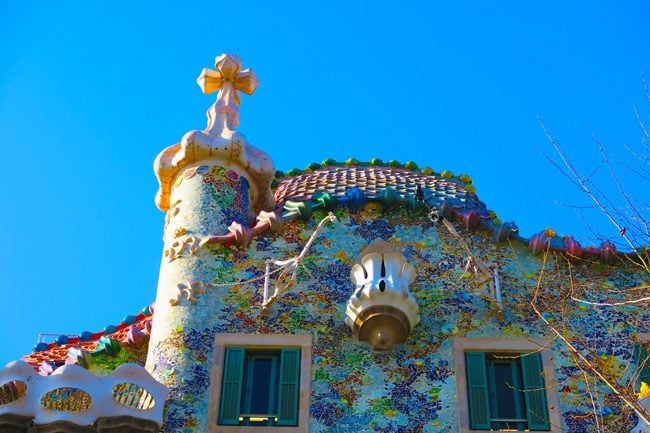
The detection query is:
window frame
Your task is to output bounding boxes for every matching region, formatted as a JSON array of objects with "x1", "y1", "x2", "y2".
[
  {"x1": 454, "y1": 338, "x2": 562, "y2": 433},
  {"x1": 635, "y1": 333, "x2": 650, "y2": 391},
  {"x1": 485, "y1": 352, "x2": 526, "y2": 428},
  {"x1": 239, "y1": 349, "x2": 280, "y2": 425},
  {"x1": 207, "y1": 334, "x2": 312, "y2": 433}
]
